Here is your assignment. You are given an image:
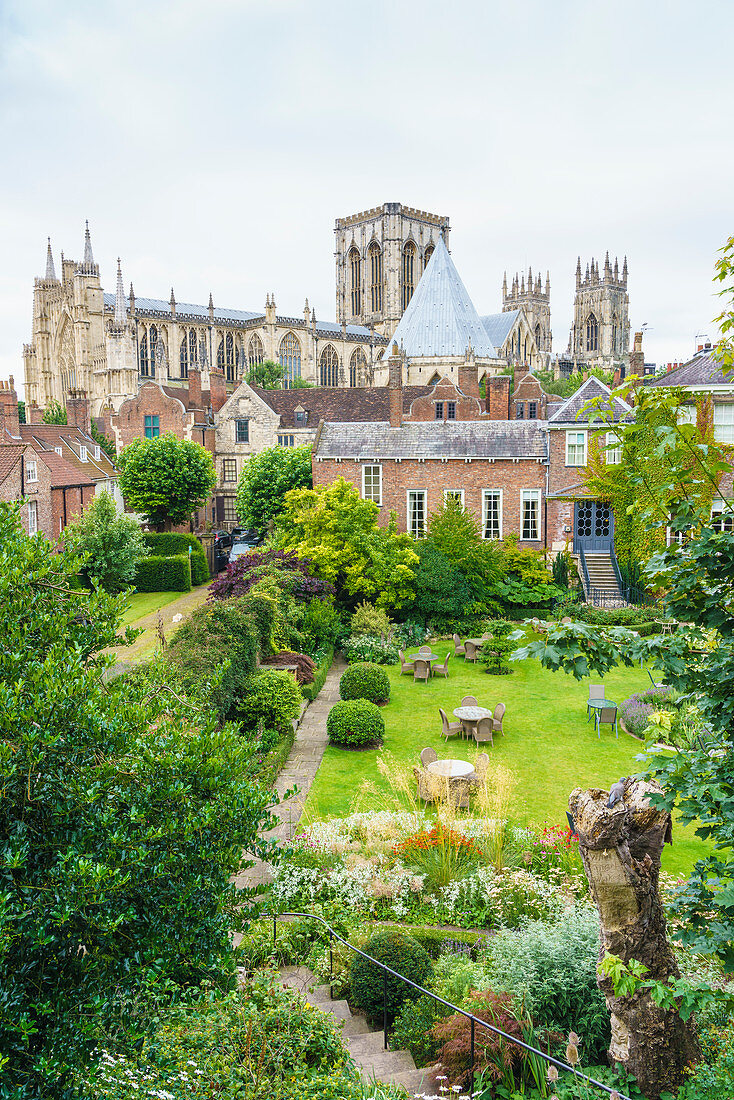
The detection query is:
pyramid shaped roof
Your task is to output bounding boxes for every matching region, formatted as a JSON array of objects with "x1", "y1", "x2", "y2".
[{"x1": 381, "y1": 237, "x2": 497, "y2": 359}]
